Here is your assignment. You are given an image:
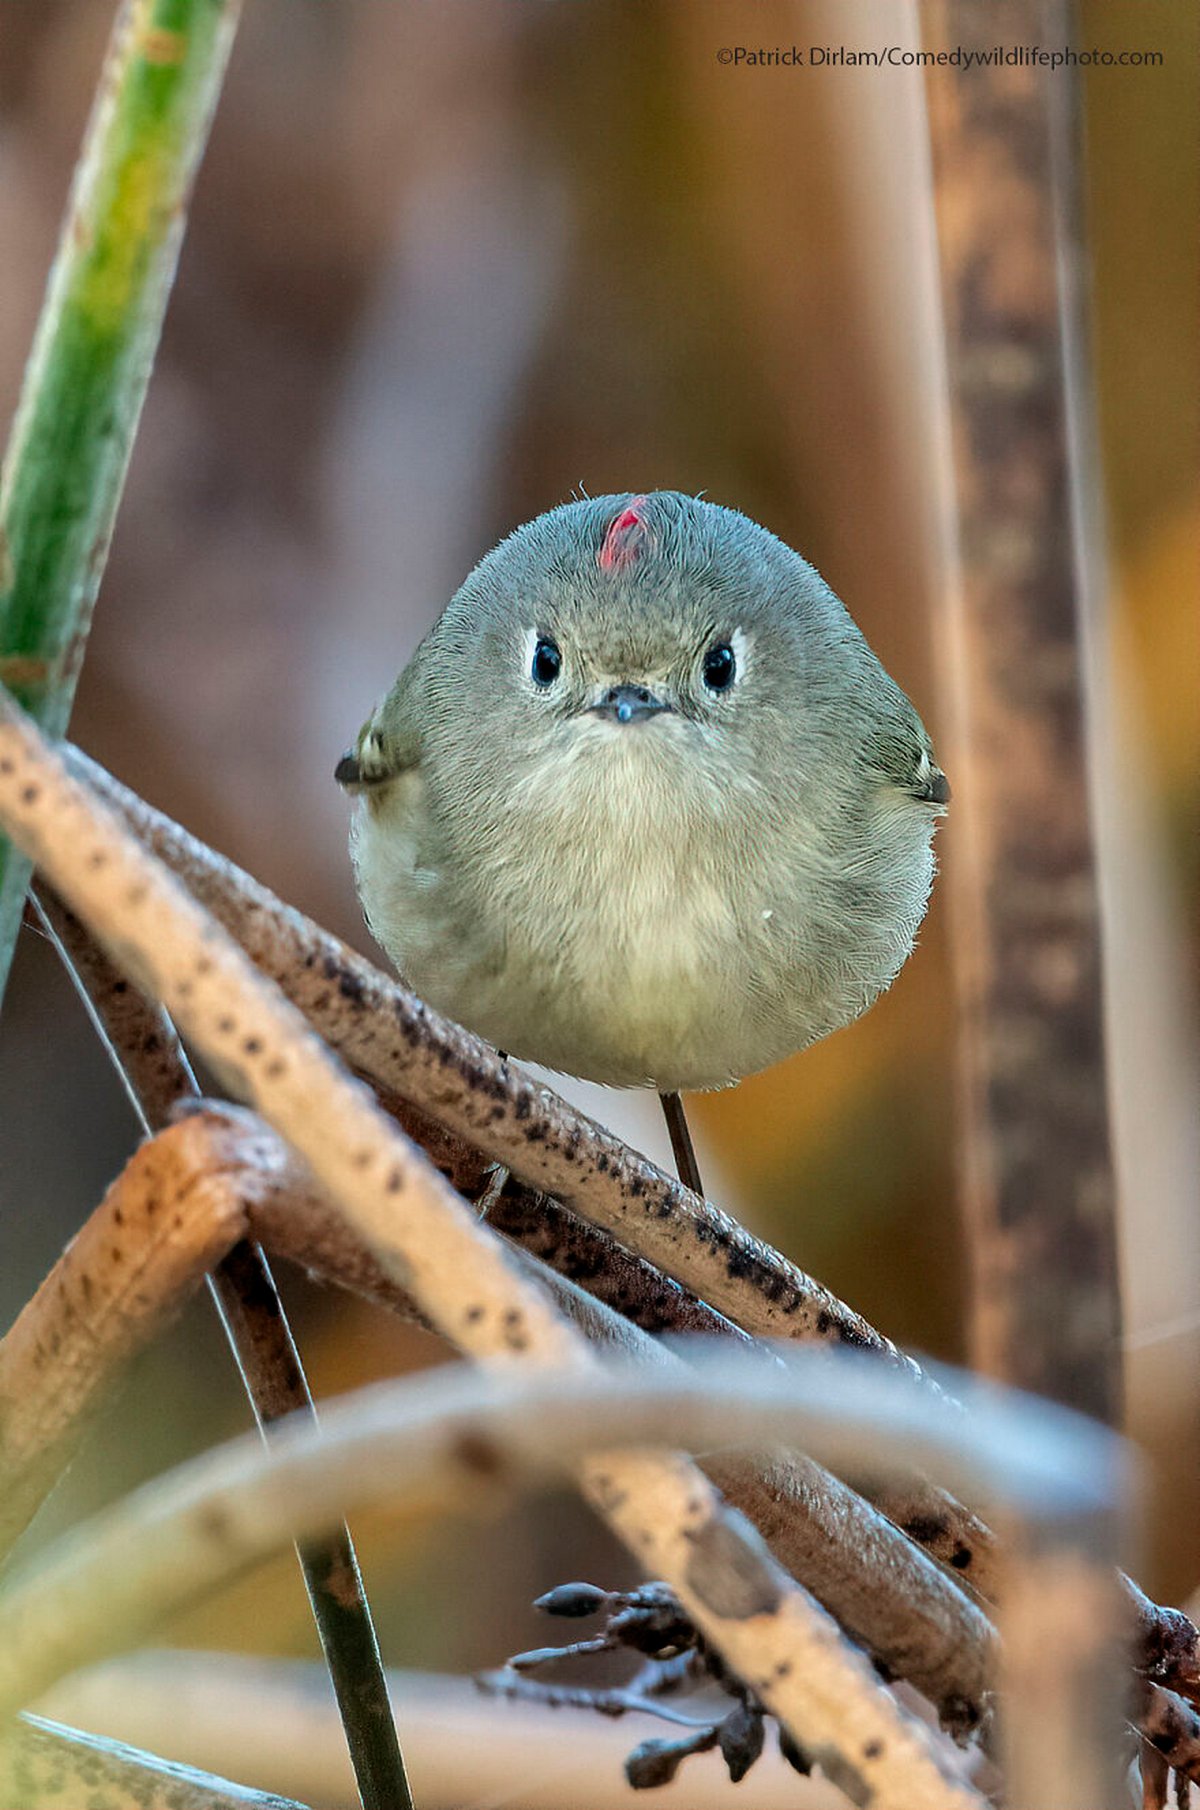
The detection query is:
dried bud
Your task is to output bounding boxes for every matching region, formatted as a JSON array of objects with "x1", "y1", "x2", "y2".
[
  {"x1": 534, "y1": 1581, "x2": 609, "y2": 1619},
  {"x1": 779, "y1": 1728, "x2": 813, "y2": 1775},
  {"x1": 626, "y1": 1734, "x2": 710, "y2": 1790},
  {"x1": 718, "y1": 1700, "x2": 765, "y2": 1782}
]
